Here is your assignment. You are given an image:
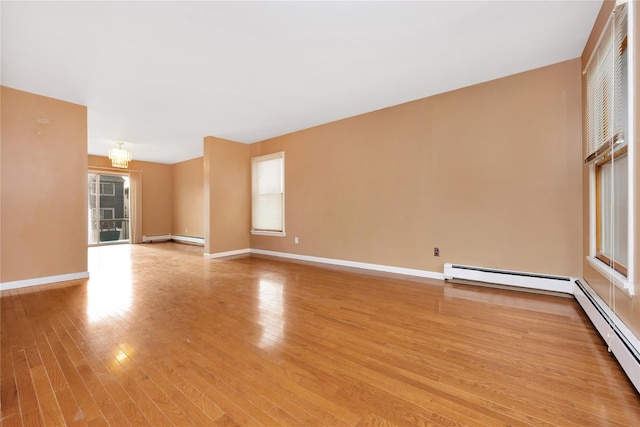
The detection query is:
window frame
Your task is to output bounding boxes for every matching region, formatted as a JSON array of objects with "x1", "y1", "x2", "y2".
[{"x1": 250, "y1": 151, "x2": 286, "y2": 237}]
